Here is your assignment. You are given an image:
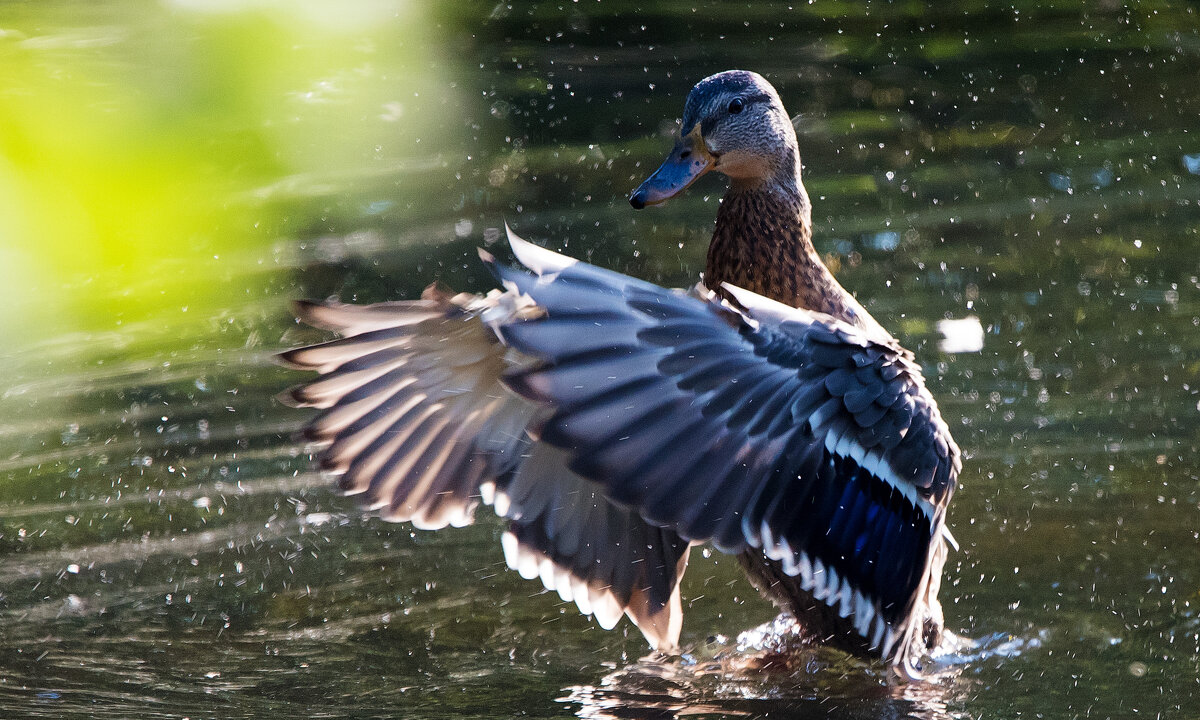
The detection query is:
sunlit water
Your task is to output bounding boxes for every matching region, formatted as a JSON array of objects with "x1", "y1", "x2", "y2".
[{"x1": 1, "y1": 2, "x2": 1199, "y2": 718}]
